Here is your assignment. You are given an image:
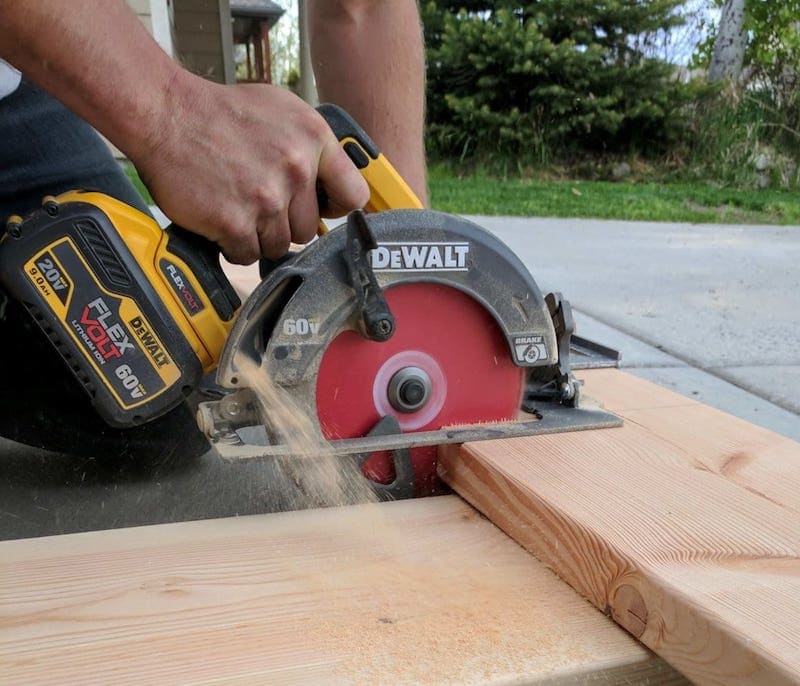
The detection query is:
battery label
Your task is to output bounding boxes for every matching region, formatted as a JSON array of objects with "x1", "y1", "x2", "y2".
[
  {"x1": 159, "y1": 258, "x2": 205, "y2": 315},
  {"x1": 25, "y1": 238, "x2": 180, "y2": 409},
  {"x1": 27, "y1": 250, "x2": 72, "y2": 306}
]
